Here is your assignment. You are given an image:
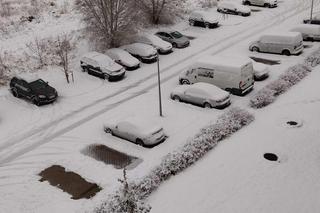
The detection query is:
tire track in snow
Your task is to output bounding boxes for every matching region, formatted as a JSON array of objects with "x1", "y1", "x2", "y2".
[{"x1": 0, "y1": 0, "x2": 315, "y2": 165}]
